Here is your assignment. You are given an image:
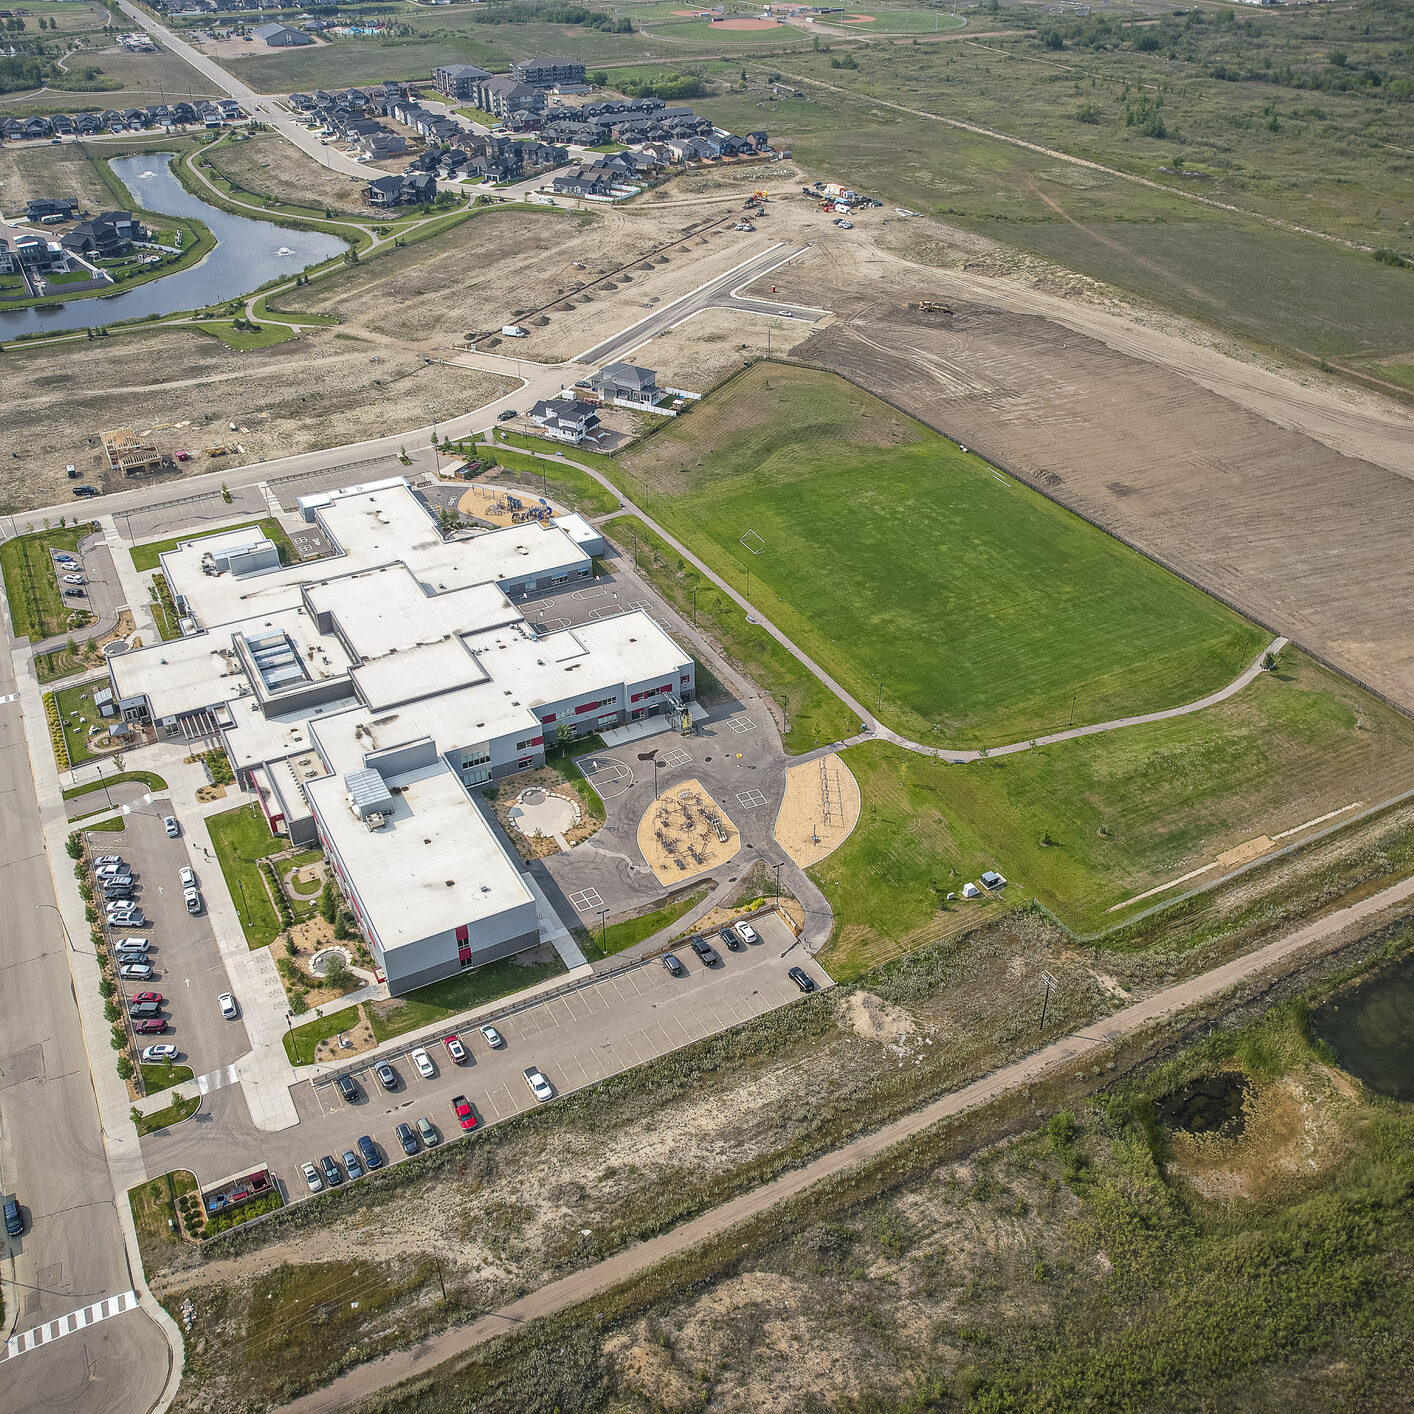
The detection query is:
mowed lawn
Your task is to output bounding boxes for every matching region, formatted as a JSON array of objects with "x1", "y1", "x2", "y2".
[
  {"x1": 815, "y1": 652, "x2": 1414, "y2": 978},
  {"x1": 615, "y1": 365, "x2": 1264, "y2": 746}
]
